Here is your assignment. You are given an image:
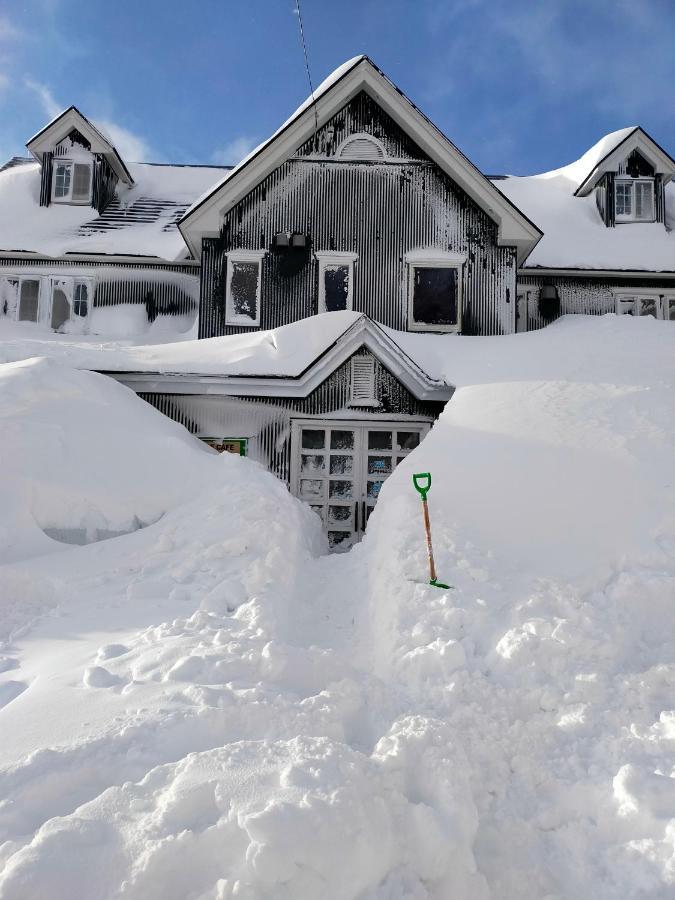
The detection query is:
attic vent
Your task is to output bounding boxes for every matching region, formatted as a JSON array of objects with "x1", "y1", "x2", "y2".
[
  {"x1": 350, "y1": 356, "x2": 377, "y2": 406},
  {"x1": 337, "y1": 134, "x2": 386, "y2": 161}
]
